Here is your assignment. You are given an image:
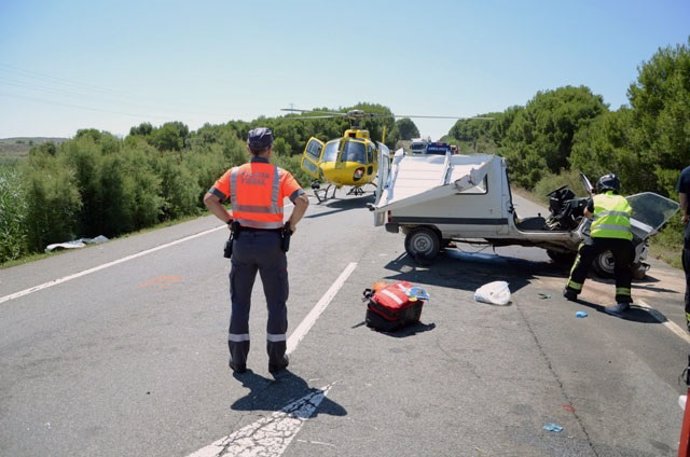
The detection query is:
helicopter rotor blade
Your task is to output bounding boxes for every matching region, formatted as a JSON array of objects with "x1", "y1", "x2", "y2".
[
  {"x1": 283, "y1": 115, "x2": 341, "y2": 119},
  {"x1": 281, "y1": 108, "x2": 346, "y2": 117},
  {"x1": 280, "y1": 107, "x2": 493, "y2": 122},
  {"x1": 392, "y1": 114, "x2": 494, "y2": 121}
]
